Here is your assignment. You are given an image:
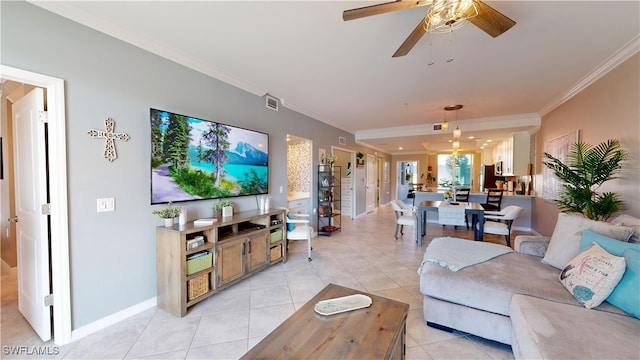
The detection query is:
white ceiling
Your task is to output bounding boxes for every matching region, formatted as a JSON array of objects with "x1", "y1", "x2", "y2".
[{"x1": 30, "y1": 1, "x2": 640, "y2": 154}]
